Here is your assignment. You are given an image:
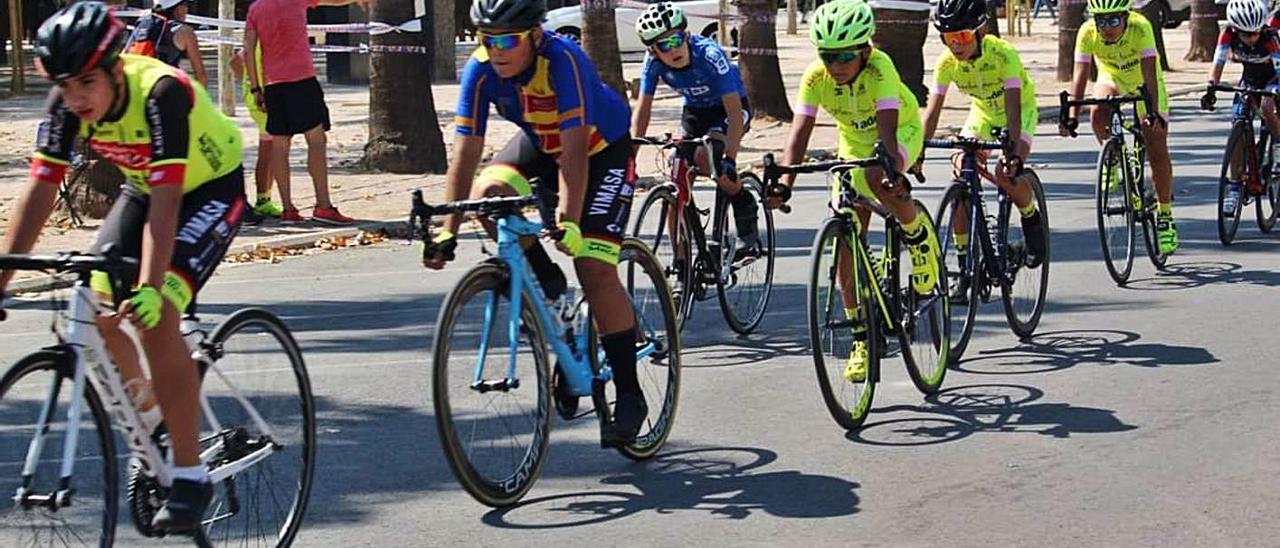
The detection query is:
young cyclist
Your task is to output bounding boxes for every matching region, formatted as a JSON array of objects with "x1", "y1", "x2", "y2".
[
  {"x1": 921, "y1": 0, "x2": 1048, "y2": 300},
  {"x1": 1061, "y1": 0, "x2": 1178, "y2": 255},
  {"x1": 231, "y1": 43, "x2": 285, "y2": 218},
  {"x1": 422, "y1": 0, "x2": 647, "y2": 445},
  {"x1": 765, "y1": 0, "x2": 942, "y2": 383},
  {"x1": 631, "y1": 2, "x2": 759, "y2": 255},
  {"x1": 1201, "y1": 0, "x2": 1280, "y2": 212},
  {"x1": 0, "y1": 2, "x2": 247, "y2": 532}
]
